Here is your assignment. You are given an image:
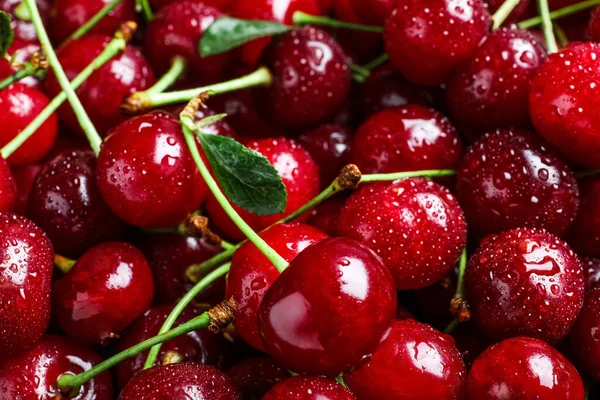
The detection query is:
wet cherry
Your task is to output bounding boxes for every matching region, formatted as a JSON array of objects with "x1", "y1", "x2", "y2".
[
  {"x1": 262, "y1": 376, "x2": 356, "y2": 400},
  {"x1": 566, "y1": 175, "x2": 600, "y2": 257},
  {"x1": 226, "y1": 357, "x2": 291, "y2": 400},
  {"x1": 582, "y1": 257, "x2": 600, "y2": 291},
  {"x1": 307, "y1": 195, "x2": 347, "y2": 236},
  {"x1": 0, "y1": 158, "x2": 17, "y2": 212},
  {"x1": 150, "y1": 0, "x2": 234, "y2": 11},
  {"x1": 570, "y1": 284, "x2": 600, "y2": 381}
]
